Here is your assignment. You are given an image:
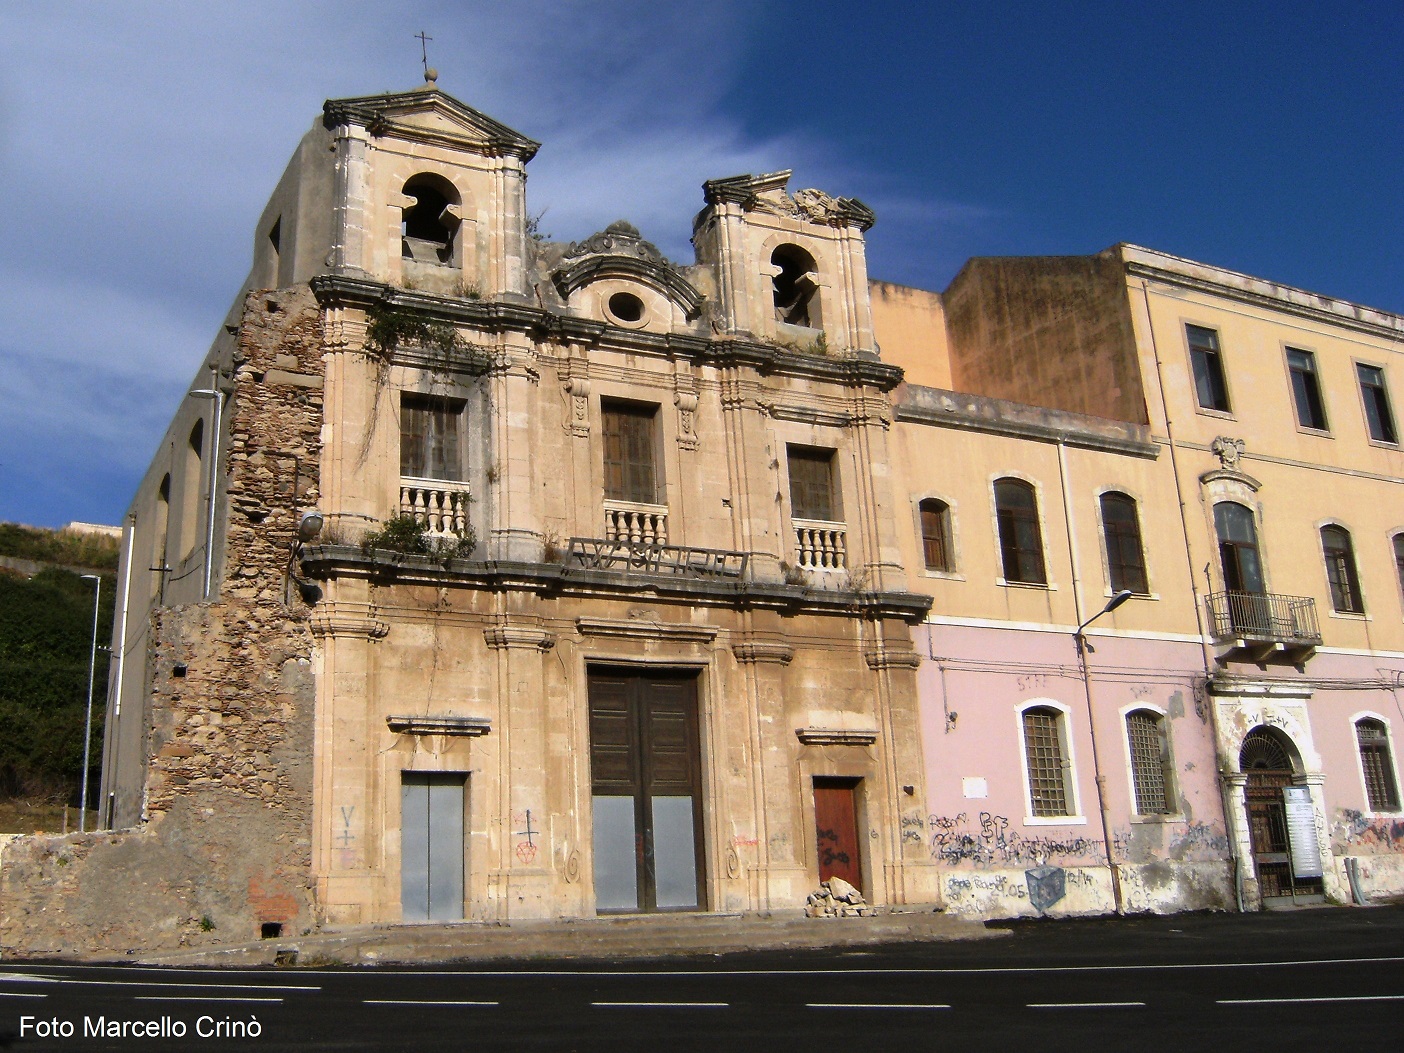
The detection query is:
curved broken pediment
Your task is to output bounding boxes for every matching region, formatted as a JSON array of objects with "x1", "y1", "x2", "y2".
[{"x1": 553, "y1": 220, "x2": 704, "y2": 319}]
